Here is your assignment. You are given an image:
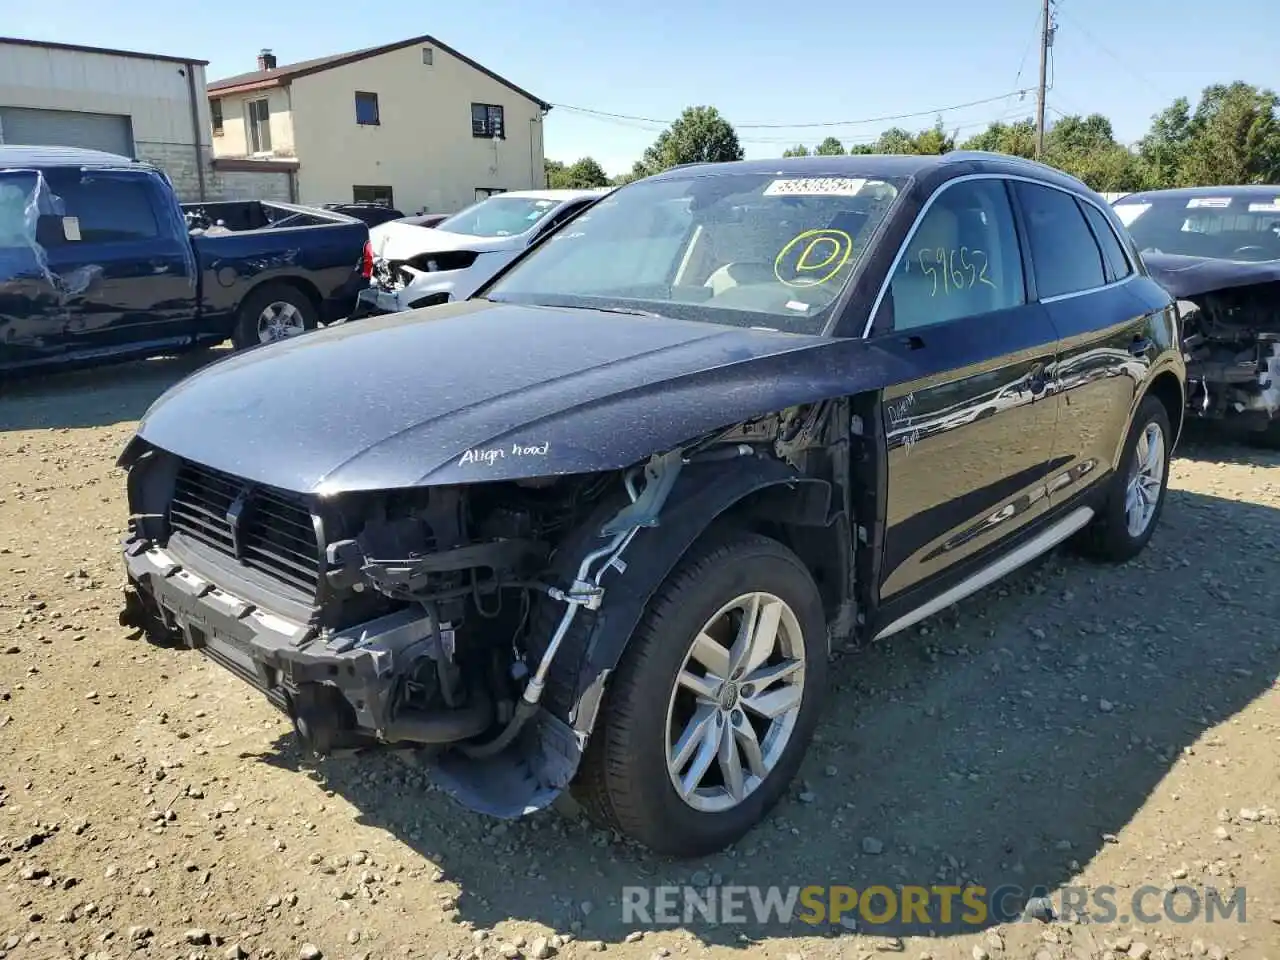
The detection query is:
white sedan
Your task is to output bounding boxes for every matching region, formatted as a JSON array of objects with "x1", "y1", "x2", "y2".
[{"x1": 357, "y1": 188, "x2": 612, "y2": 314}]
